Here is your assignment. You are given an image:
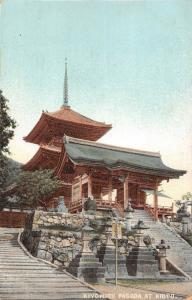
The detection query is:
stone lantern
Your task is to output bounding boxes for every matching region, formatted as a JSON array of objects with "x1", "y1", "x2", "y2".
[
  {"x1": 180, "y1": 208, "x2": 190, "y2": 236},
  {"x1": 124, "y1": 201, "x2": 134, "y2": 232},
  {"x1": 97, "y1": 211, "x2": 129, "y2": 280},
  {"x1": 57, "y1": 196, "x2": 68, "y2": 213},
  {"x1": 176, "y1": 202, "x2": 190, "y2": 235},
  {"x1": 83, "y1": 196, "x2": 97, "y2": 215},
  {"x1": 133, "y1": 220, "x2": 149, "y2": 247},
  {"x1": 68, "y1": 217, "x2": 105, "y2": 283},
  {"x1": 104, "y1": 216, "x2": 114, "y2": 248},
  {"x1": 81, "y1": 218, "x2": 94, "y2": 254},
  {"x1": 156, "y1": 239, "x2": 170, "y2": 274},
  {"x1": 127, "y1": 220, "x2": 160, "y2": 278}
]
